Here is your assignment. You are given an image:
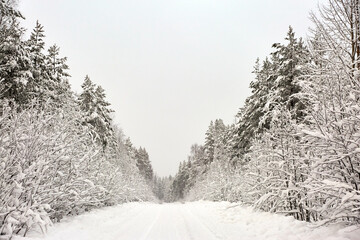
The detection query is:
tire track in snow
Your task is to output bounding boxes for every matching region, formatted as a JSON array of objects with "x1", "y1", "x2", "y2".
[
  {"x1": 105, "y1": 203, "x2": 150, "y2": 240},
  {"x1": 184, "y1": 205, "x2": 228, "y2": 240},
  {"x1": 139, "y1": 205, "x2": 163, "y2": 240}
]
